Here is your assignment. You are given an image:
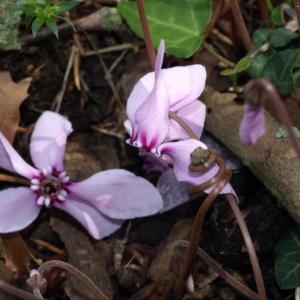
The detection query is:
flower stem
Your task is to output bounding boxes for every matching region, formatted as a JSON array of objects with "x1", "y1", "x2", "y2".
[
  {"x1": 136, "y1": 0, "x2": 156, "y2": 70},
  {"x1": 245, "y1": 78, "x2": 300, "y2": 160},
  {"x1": 0, "y1": 280, "x2": 42, "y2": 300},
  {"x1": 230, "y1": 0, "x2": 252, "y2": 51},
  {"x1": 37, "y1": 260, "x2": 109, "y2": 300},
  {"x1": 257, "y1": 0, "x2": 270, "y2": 24}
]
